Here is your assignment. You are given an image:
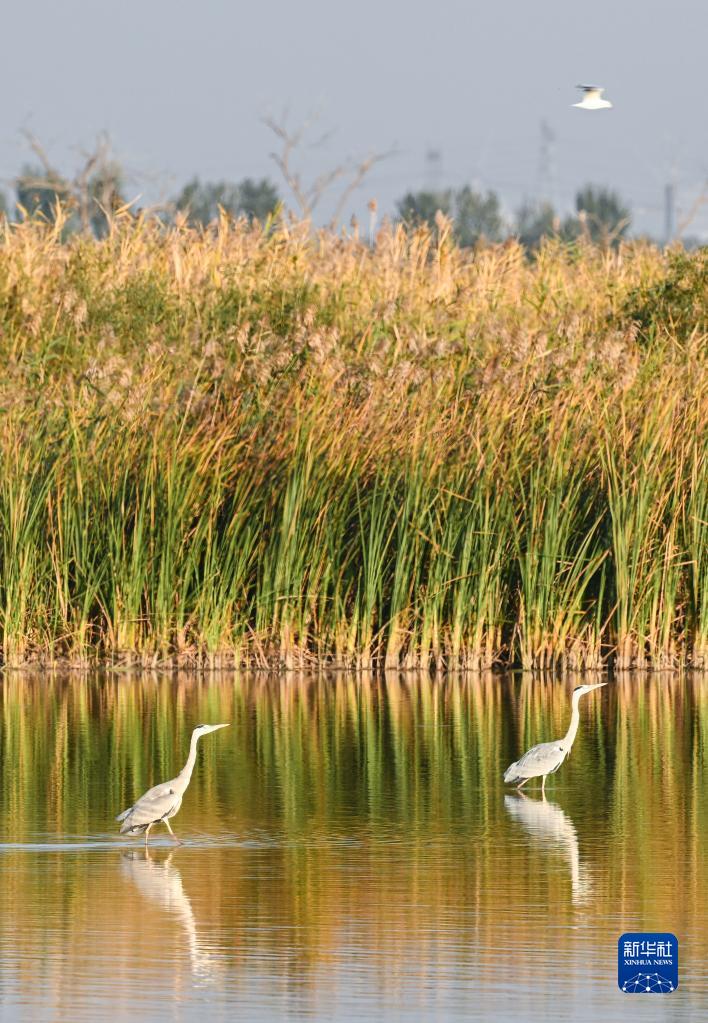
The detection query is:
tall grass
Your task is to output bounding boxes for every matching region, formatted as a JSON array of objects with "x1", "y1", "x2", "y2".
[{"x1": 0, "y1": 212, "x2": 705, "y2": 670}]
